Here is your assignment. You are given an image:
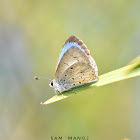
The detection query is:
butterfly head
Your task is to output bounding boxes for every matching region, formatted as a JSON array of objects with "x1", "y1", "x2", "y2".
[{"x1": 49, "y1": 79, "x2": 61, "y2": 92}]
